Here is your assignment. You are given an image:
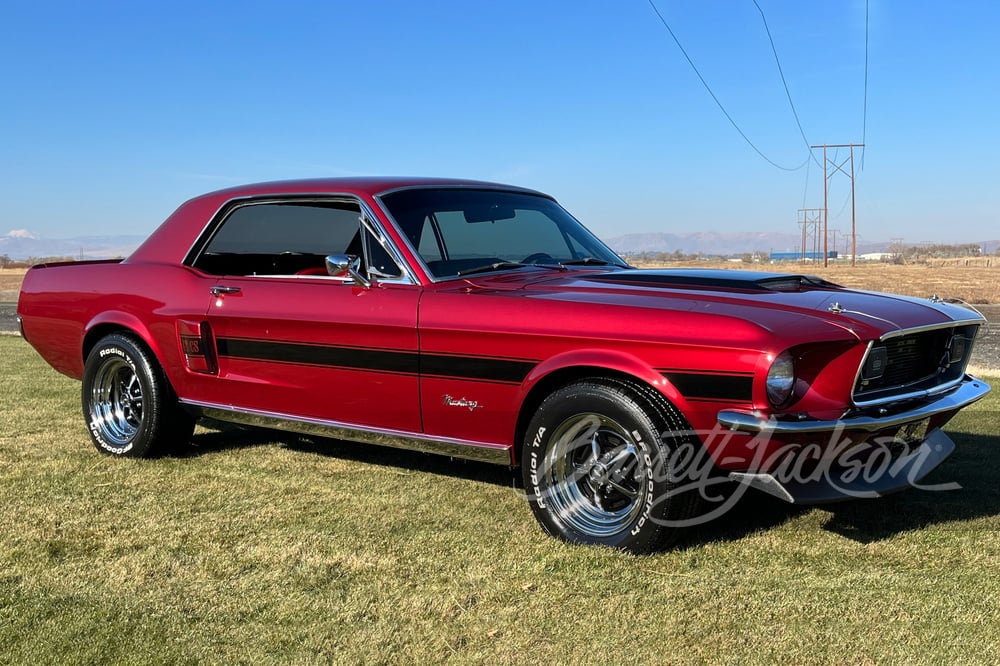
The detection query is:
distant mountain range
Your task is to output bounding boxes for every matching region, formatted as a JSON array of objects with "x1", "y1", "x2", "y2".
[
  {"x1": 1, "y1": 230, "x2": 145, "y2": 260},
  {"x1": 606, "y1": 231, "x2": 807, "y2": 256},
  {"x1": 2, "y1": 228, "x2": 998, "y2": 261}
]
